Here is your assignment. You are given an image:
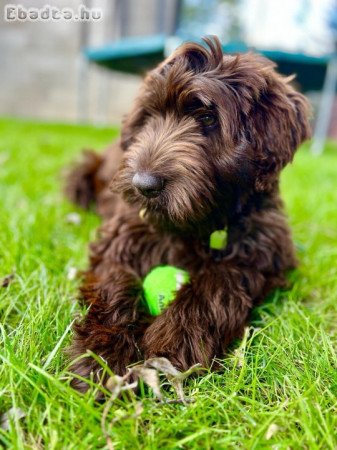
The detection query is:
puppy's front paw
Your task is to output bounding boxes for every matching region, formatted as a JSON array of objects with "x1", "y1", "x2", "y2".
[
  {"x1": 69, "y1": 355, "x2": 106, "y2": 398},
  {"x1": 143, "y1": 312, "x2": 211, "y2": 371}
]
